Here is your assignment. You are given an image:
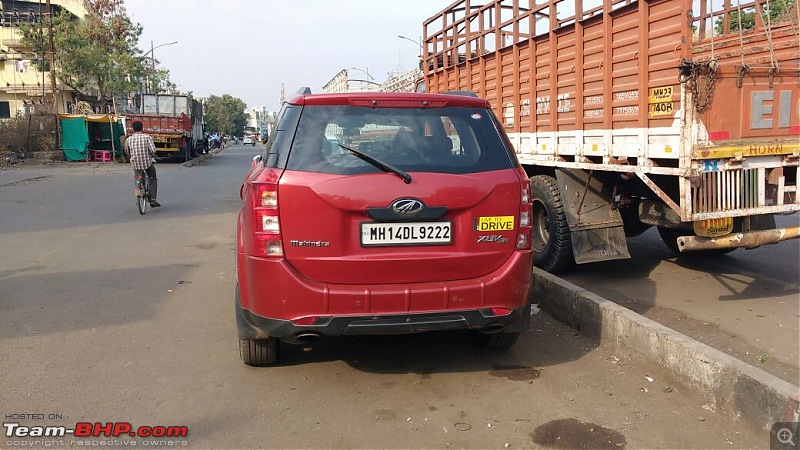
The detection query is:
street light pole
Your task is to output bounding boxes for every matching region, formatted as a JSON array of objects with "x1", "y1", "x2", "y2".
[
  {"x1": 350, "y1": 66, "x2": 374, "y2": 91},
  {"x1": 150, "y1": 41, "x2": 155, "y2": 94},
  {"x1": 144, "y1": 40, "x2": 178, "y2": 94},
  {"x1": 350, "y1": 66, "x2": 373, "y2": 80},
  {"x1": 397, "y1": 35, "x2": 424, "y2": 71},
  {"x1": 397, "y1": 35, "x2": 423, "y2": 55}
]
